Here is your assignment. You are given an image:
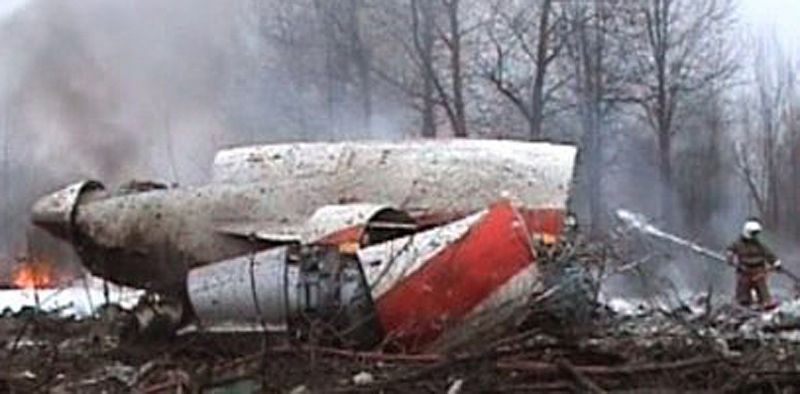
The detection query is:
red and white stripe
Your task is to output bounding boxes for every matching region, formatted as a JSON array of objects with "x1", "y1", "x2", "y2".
[
  {"x1": 357, "y1": 200, "x2": 551, "y2": 351},
  {"x1": 358, "y1": 210, "x2": 486, "y2": 299}
]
